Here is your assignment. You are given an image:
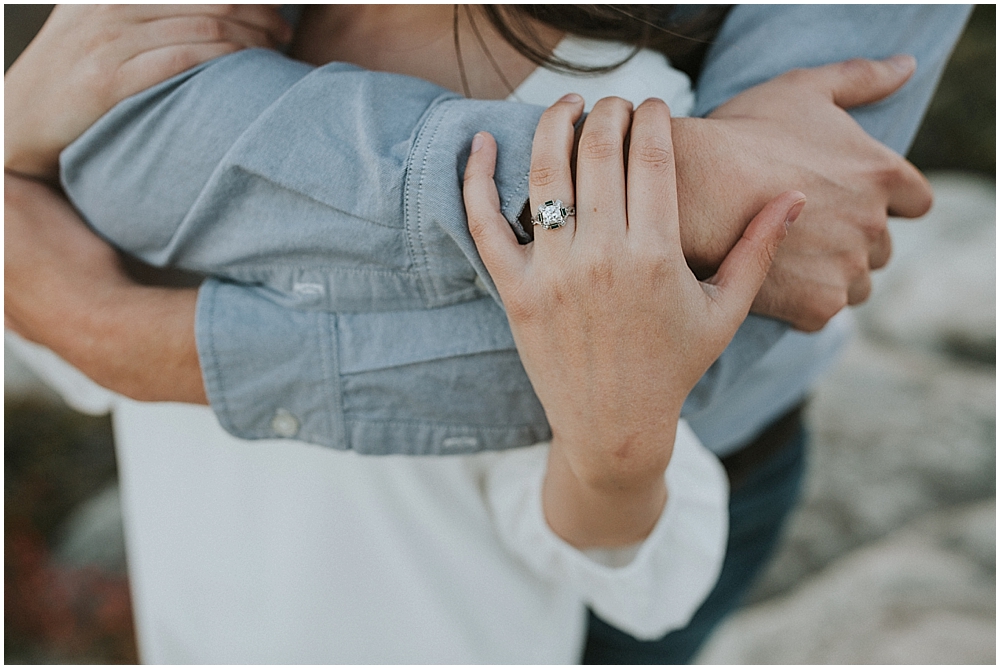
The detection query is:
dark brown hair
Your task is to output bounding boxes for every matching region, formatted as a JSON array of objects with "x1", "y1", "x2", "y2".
[{"x1": 481, "y1": 5, "x2": 732, "y2": 82}]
